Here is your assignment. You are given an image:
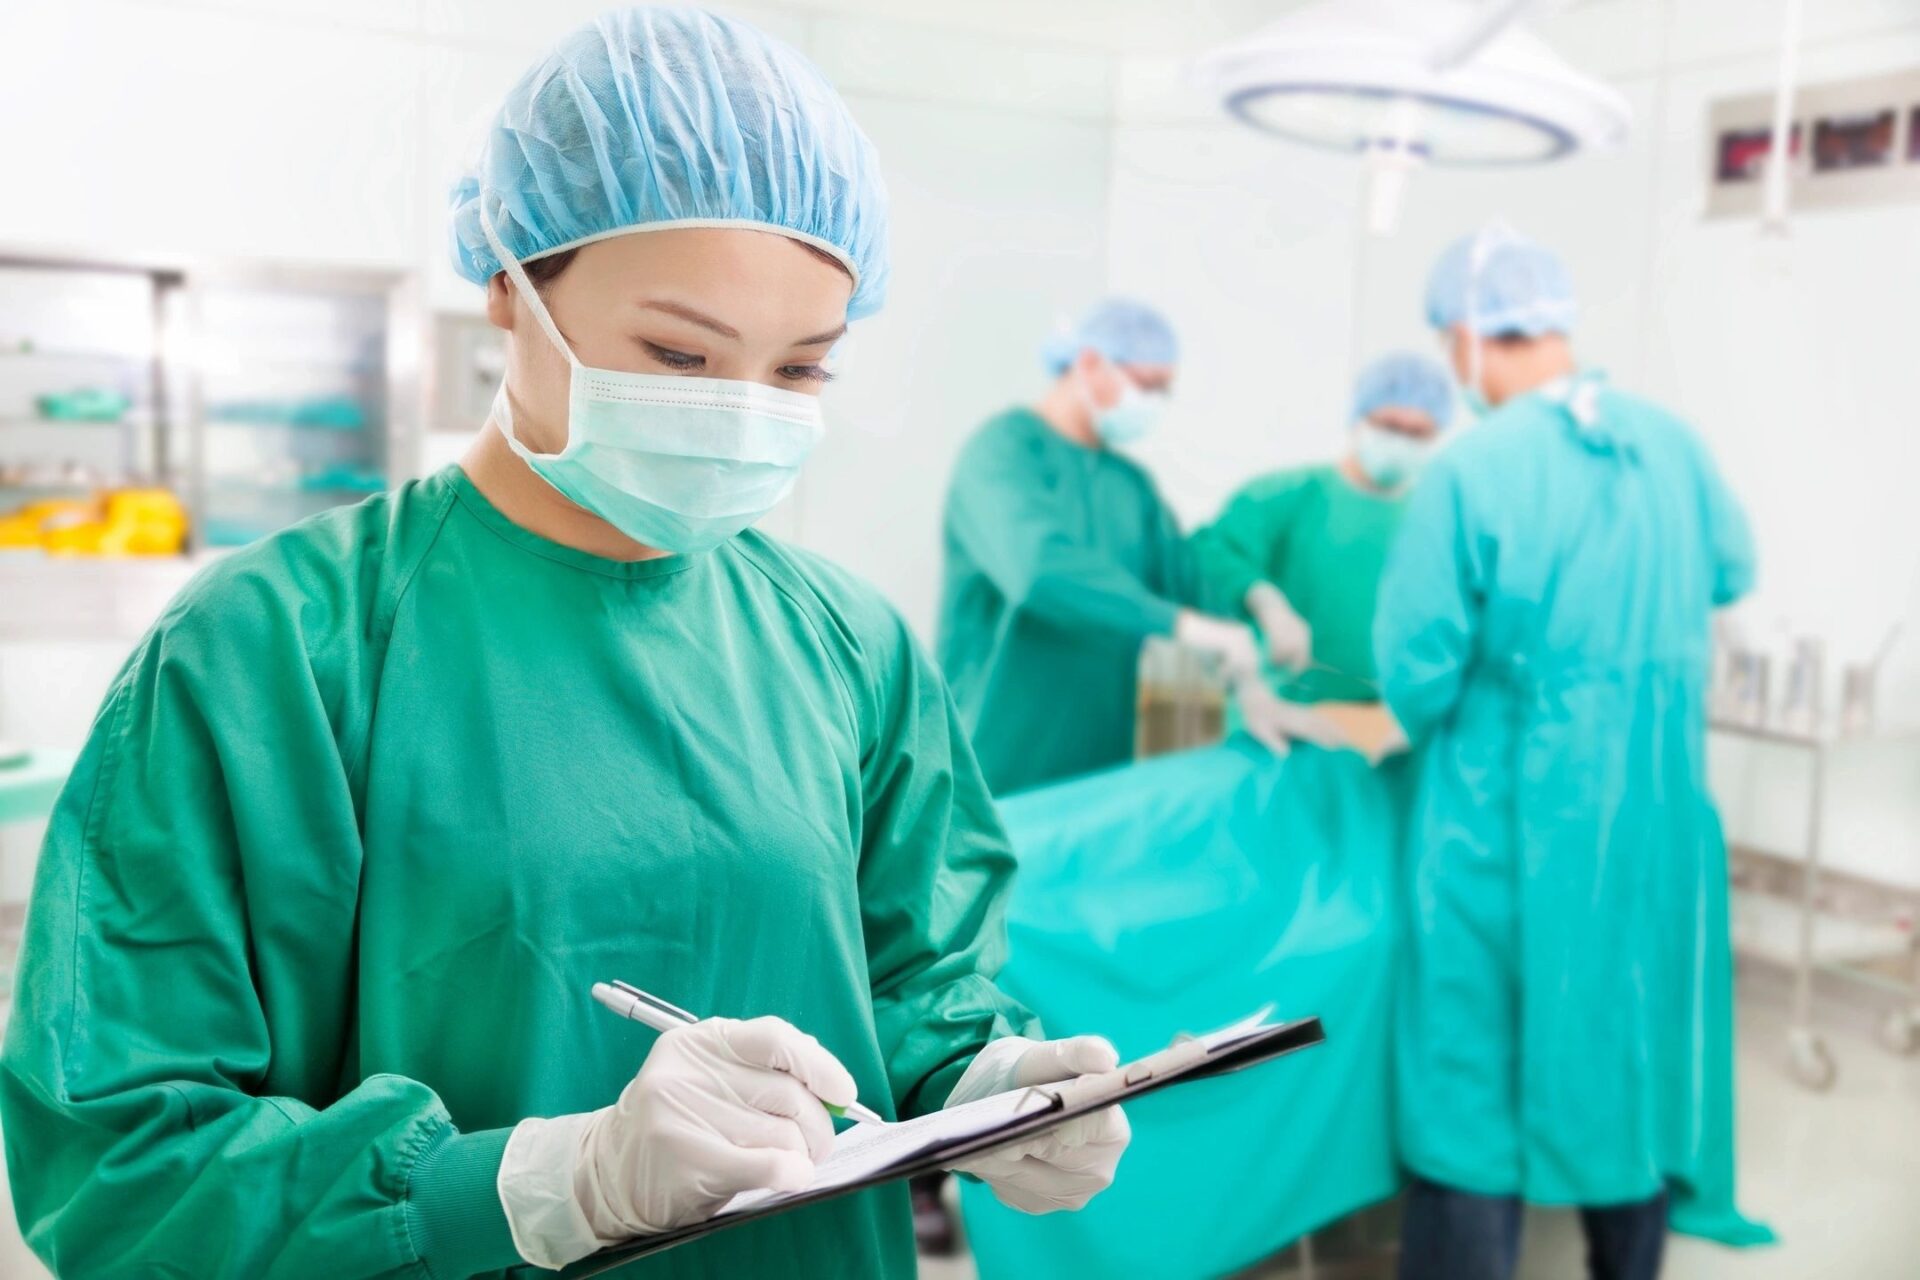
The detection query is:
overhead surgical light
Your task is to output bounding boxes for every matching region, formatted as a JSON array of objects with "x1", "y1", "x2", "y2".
[{"x1": 1199, "y1": 0, "x2": 1632, "y2": 233}]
